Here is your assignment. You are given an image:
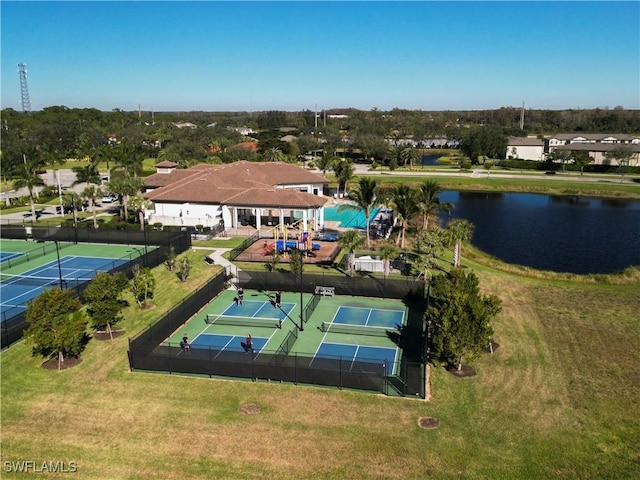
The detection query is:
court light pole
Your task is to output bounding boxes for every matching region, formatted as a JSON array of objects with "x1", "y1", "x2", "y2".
[
  {"x1": 54, "y1": 240, "x2": 64, "y2": 288},
  {"x1": 299, "y1": 277, "x2": 304, "y2": 332}
]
